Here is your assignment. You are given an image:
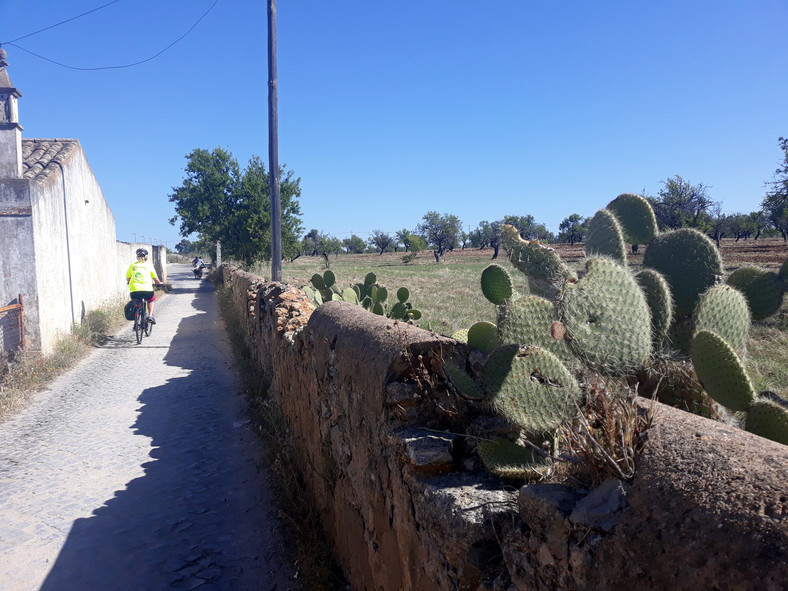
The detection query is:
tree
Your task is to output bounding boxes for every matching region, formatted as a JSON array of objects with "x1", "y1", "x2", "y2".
[
  {"x1": 302, "y1": 229, "x2": 321, "y2": 255},
  {"x1": 368, "y1": 230, "x2": 394, "y2": 255},
  {"x1": 408, "y1": 234, "x2": 427, "y2": 253},
  {"x1": 416, "y1": 211, "x2": 462, "y2": 261},
  {"x1": 396, "y1": 229, "x2": 416, "y2": 252},
  {"x1": 649, "y1": 175, "x2": 713, "y2": 231},
  {"x1": 169, "y1": 147, "x2": 303, "y2": 264},
  {"x1": 707, "y1": 203, "x2": 727, "y2": 247},
  {"x1": 174, "y1": 239, "x2": 196, "y2": 254},
  {"x1": 558, "y1": 214, "x2": 586, "y2": 245},
  {"x1": 761, "y1": 137, "x2": 788, "y2": 241},
  {"x1": 343, "y1": 234, "x2": 366, "y2": 254}
]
